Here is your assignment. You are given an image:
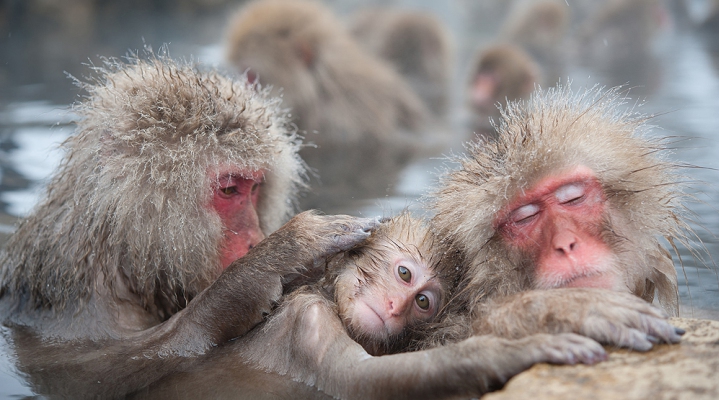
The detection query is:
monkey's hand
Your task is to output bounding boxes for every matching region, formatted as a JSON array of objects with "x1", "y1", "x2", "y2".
[
  {"x1": 178, "y1": 211, "x2": 380, "y2": 347},
  {"x1": 464, "y1": 333, "x2": 606, "y2": 390},
  {"x1": 276, "y1": 211, "x2": 381, "y2": 286},
  {"x1": 283, "y1": 210, "x2": 381, "y2": 260},
  {"x1": 473, "y1": 288, "x2": 684, "y2": 352}
]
